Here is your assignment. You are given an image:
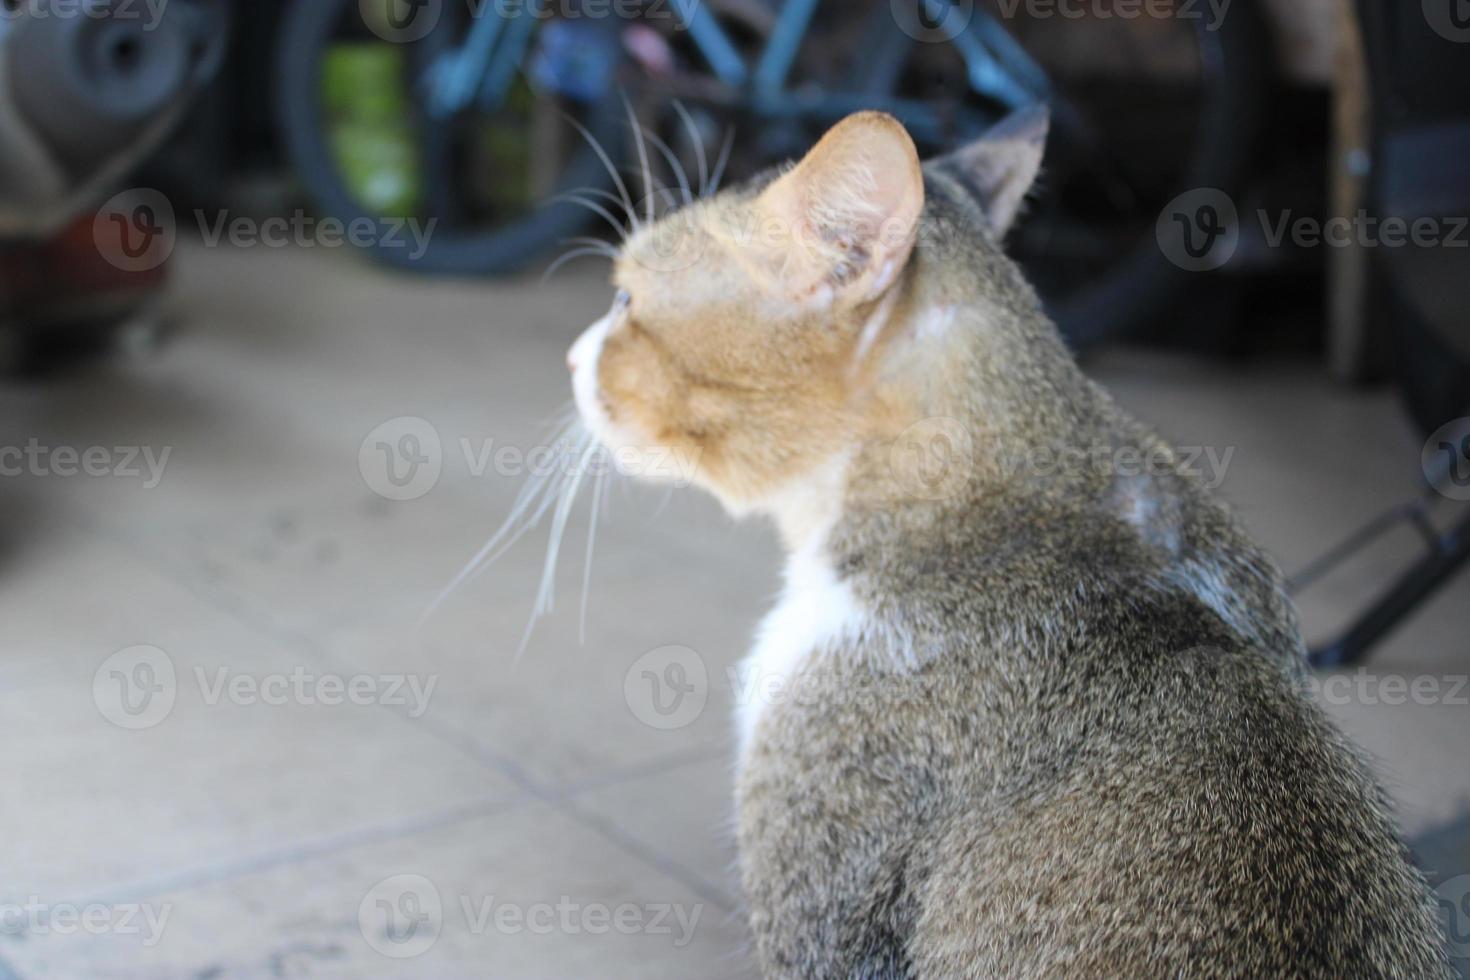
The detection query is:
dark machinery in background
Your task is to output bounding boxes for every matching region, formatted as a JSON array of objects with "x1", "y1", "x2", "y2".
[
  {"x1": 1293, "y1": 0, "x2": 1470, "y2": 668},
  {"x1": 2, "y1": 0, "x2": 1462, "y2": 668},
  {"x1": 0, "y1": 0, "x2": 227, "y2": 370}
]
